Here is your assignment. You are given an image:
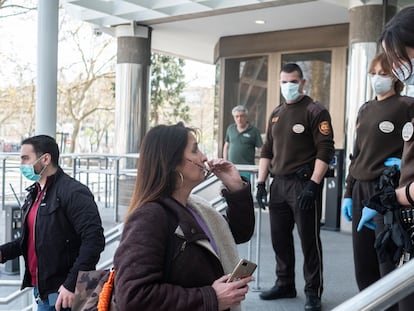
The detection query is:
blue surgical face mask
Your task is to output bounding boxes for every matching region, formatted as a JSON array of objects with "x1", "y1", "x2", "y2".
[
  {"x1": 280, "y1": 82, "x2": 301, "y2": 102},
  {"x1": 20, "y1": 155, "x2": 46, "y2": 182},
  {"x1": 392, "y1": 58, "x2": 414, "y2": 85},
  {"x1": 370, "y1": 74, "x2": 393, "y2": 95}
]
